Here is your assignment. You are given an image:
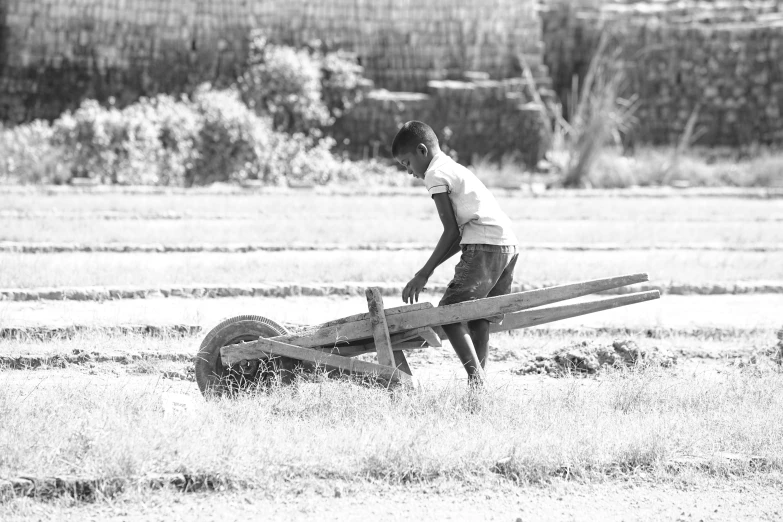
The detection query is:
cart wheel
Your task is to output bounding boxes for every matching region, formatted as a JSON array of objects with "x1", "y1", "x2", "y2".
[{"x1": 195, "y1": 315, "x2": 300, "y2": 397}]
